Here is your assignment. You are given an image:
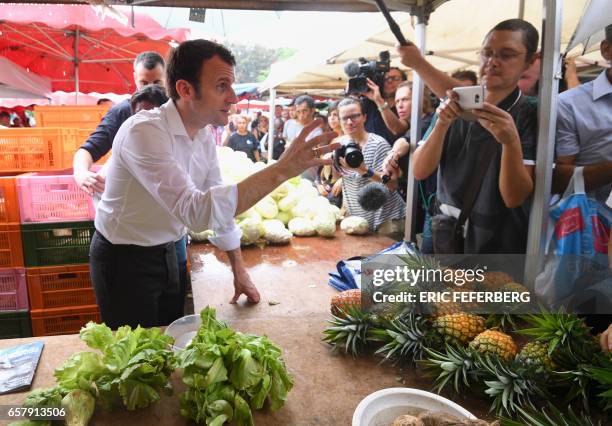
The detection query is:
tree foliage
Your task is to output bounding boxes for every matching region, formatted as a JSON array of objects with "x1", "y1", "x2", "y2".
[{"x1": 226, "y1": 42, "x2": 297, "y2": 83}]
